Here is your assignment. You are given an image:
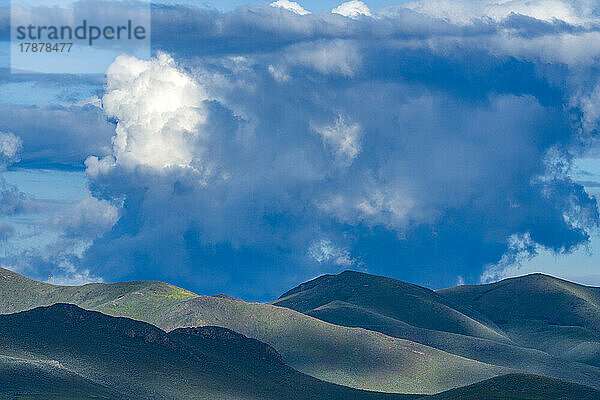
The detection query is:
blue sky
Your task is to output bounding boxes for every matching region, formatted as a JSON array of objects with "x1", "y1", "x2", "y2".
[{"x1": 1, "y1": 0, "x2": 600, "y2": 300}]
